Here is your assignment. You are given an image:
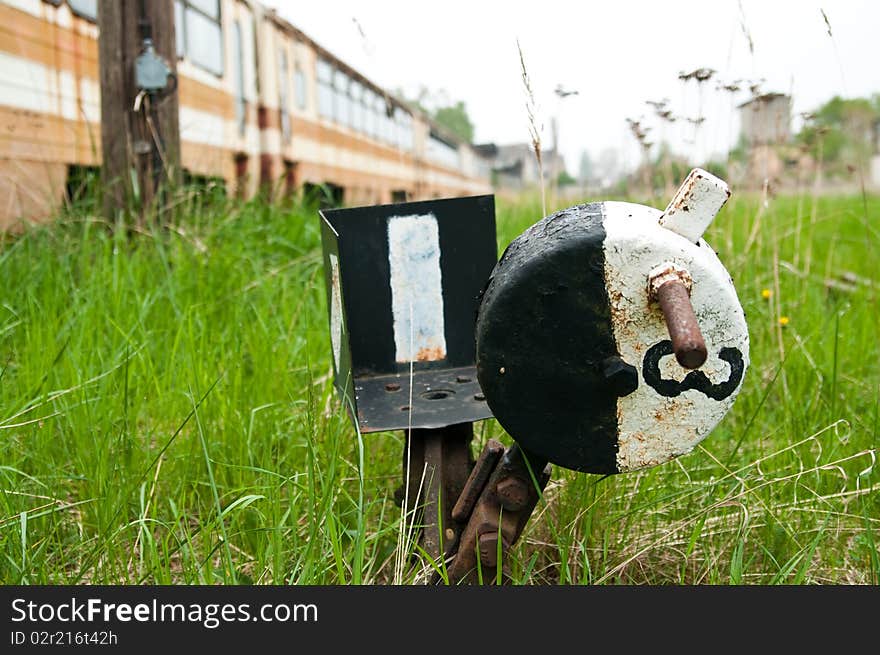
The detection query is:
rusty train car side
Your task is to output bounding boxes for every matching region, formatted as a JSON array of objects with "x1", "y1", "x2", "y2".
[{"x1": 0, "y1": 0, "x2": 491, "y2": 230}]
